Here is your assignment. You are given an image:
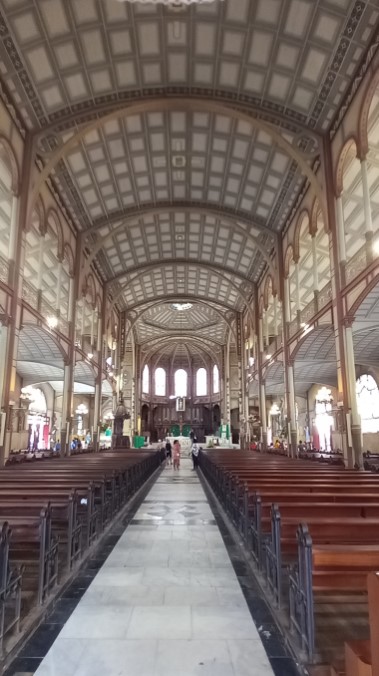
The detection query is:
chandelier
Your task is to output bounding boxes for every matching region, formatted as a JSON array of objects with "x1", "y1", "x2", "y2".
[{"x1": 116, "y1": 0, "x2": 222, "y2": 5}]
